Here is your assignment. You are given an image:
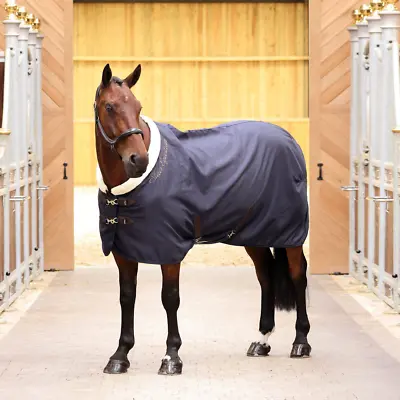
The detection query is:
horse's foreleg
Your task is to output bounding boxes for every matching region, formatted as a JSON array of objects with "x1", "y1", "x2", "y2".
[
  {"x1": 158, "y1": 263, "x2": 183, "y2": 375},
  {"x1": 245, "y1": 247, "x2": 275, "y2": 357},
  {"x1": 286, "y1": 246, "x2": 311, "y2": 358},
  {"x1": 103, "y1": 252, "x2": 138, "y2": 374}
]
